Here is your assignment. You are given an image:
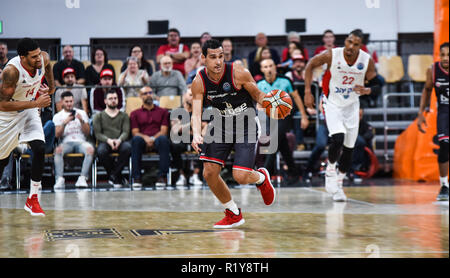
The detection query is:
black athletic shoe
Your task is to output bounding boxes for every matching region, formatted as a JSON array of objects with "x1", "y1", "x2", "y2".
[{"x1": 437, "y1": 186, "x2": 449, "y2": 201}]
